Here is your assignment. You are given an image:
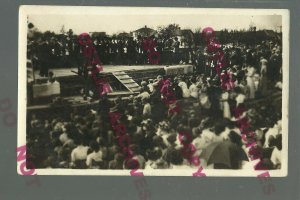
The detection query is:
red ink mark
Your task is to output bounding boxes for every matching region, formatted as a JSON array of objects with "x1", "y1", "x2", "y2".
[
  {"x1": 257, "y1": 171, "x2": 275, "y2": 194},
  {"x1": 17, "y1": 148, "x2": 36, "y2": 175},
  {"x1": 77, "y1": 33, "x2": 112, "y2": 97},
  {"x1": 108, "y1": 111, "x2": 144, "y2": 176},
  {"x1": 233, "y1": 103, "x2": 274, "y2": 194},
  {"x1": 201, "y1": 27, "x2": 215, "y2": 43},
  {"x1": 17, "y1": 145, "x2": 27, "y2": 162},
  {"x1": 192, "y1": 166, "x2": 206, "y2": 177},
  {"x1": 142, "y1": 37, "x2": 161, "y2": 64},
  {"x1": 147, "y1": 51, "x2": 161, "y2": 64},
  {"x1": 130, "y1": 168, "x2": 144, "y2": 176},
  {"x1": 201, "y1": 27, "x2": 235, "y2": 90},
  {"x1": 178, "y1": 131, "x2": 206, "y2": 174}
]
